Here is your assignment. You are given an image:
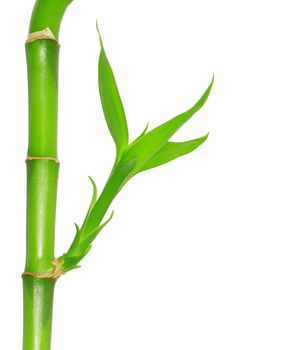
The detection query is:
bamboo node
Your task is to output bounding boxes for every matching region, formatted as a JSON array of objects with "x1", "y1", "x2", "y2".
[
  {"x1": 26, "y1": 27, "x2": 59, "y2": 44},
  {"x1": 26, "y1": 155, "x2": 60, "y2": 164},
  {"x1": 22, "y1": 259, "x2": 64, "y2": 280}
]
